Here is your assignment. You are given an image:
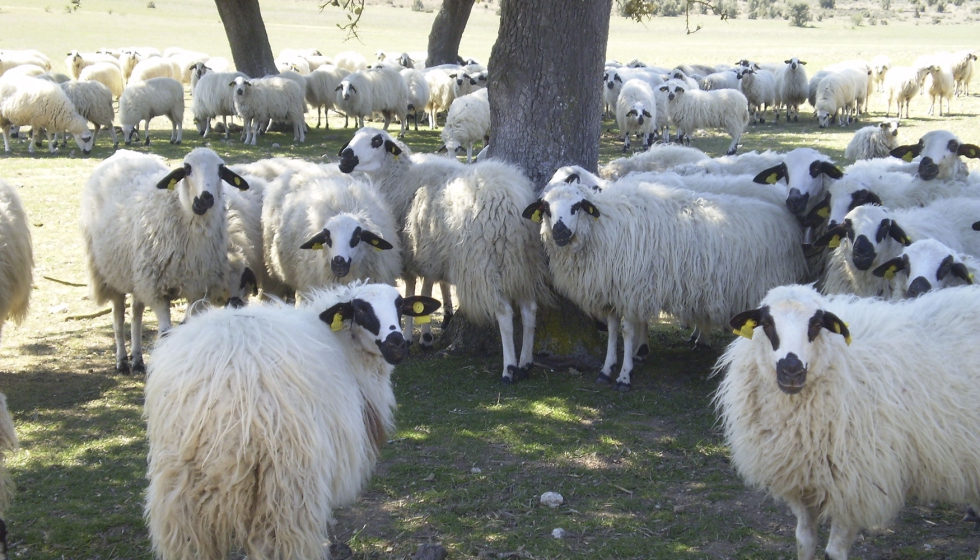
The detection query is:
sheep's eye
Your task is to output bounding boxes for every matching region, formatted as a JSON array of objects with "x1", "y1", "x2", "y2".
[
  {"x1": 183, "y1": 163, "x2": 192, "y2": 176},
  {"x1": 370, "y1": 134, "x2": 383, "y2": 148},
  {"x1": 948, "y1": 139, "x2": 959, "y2": 153}
]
